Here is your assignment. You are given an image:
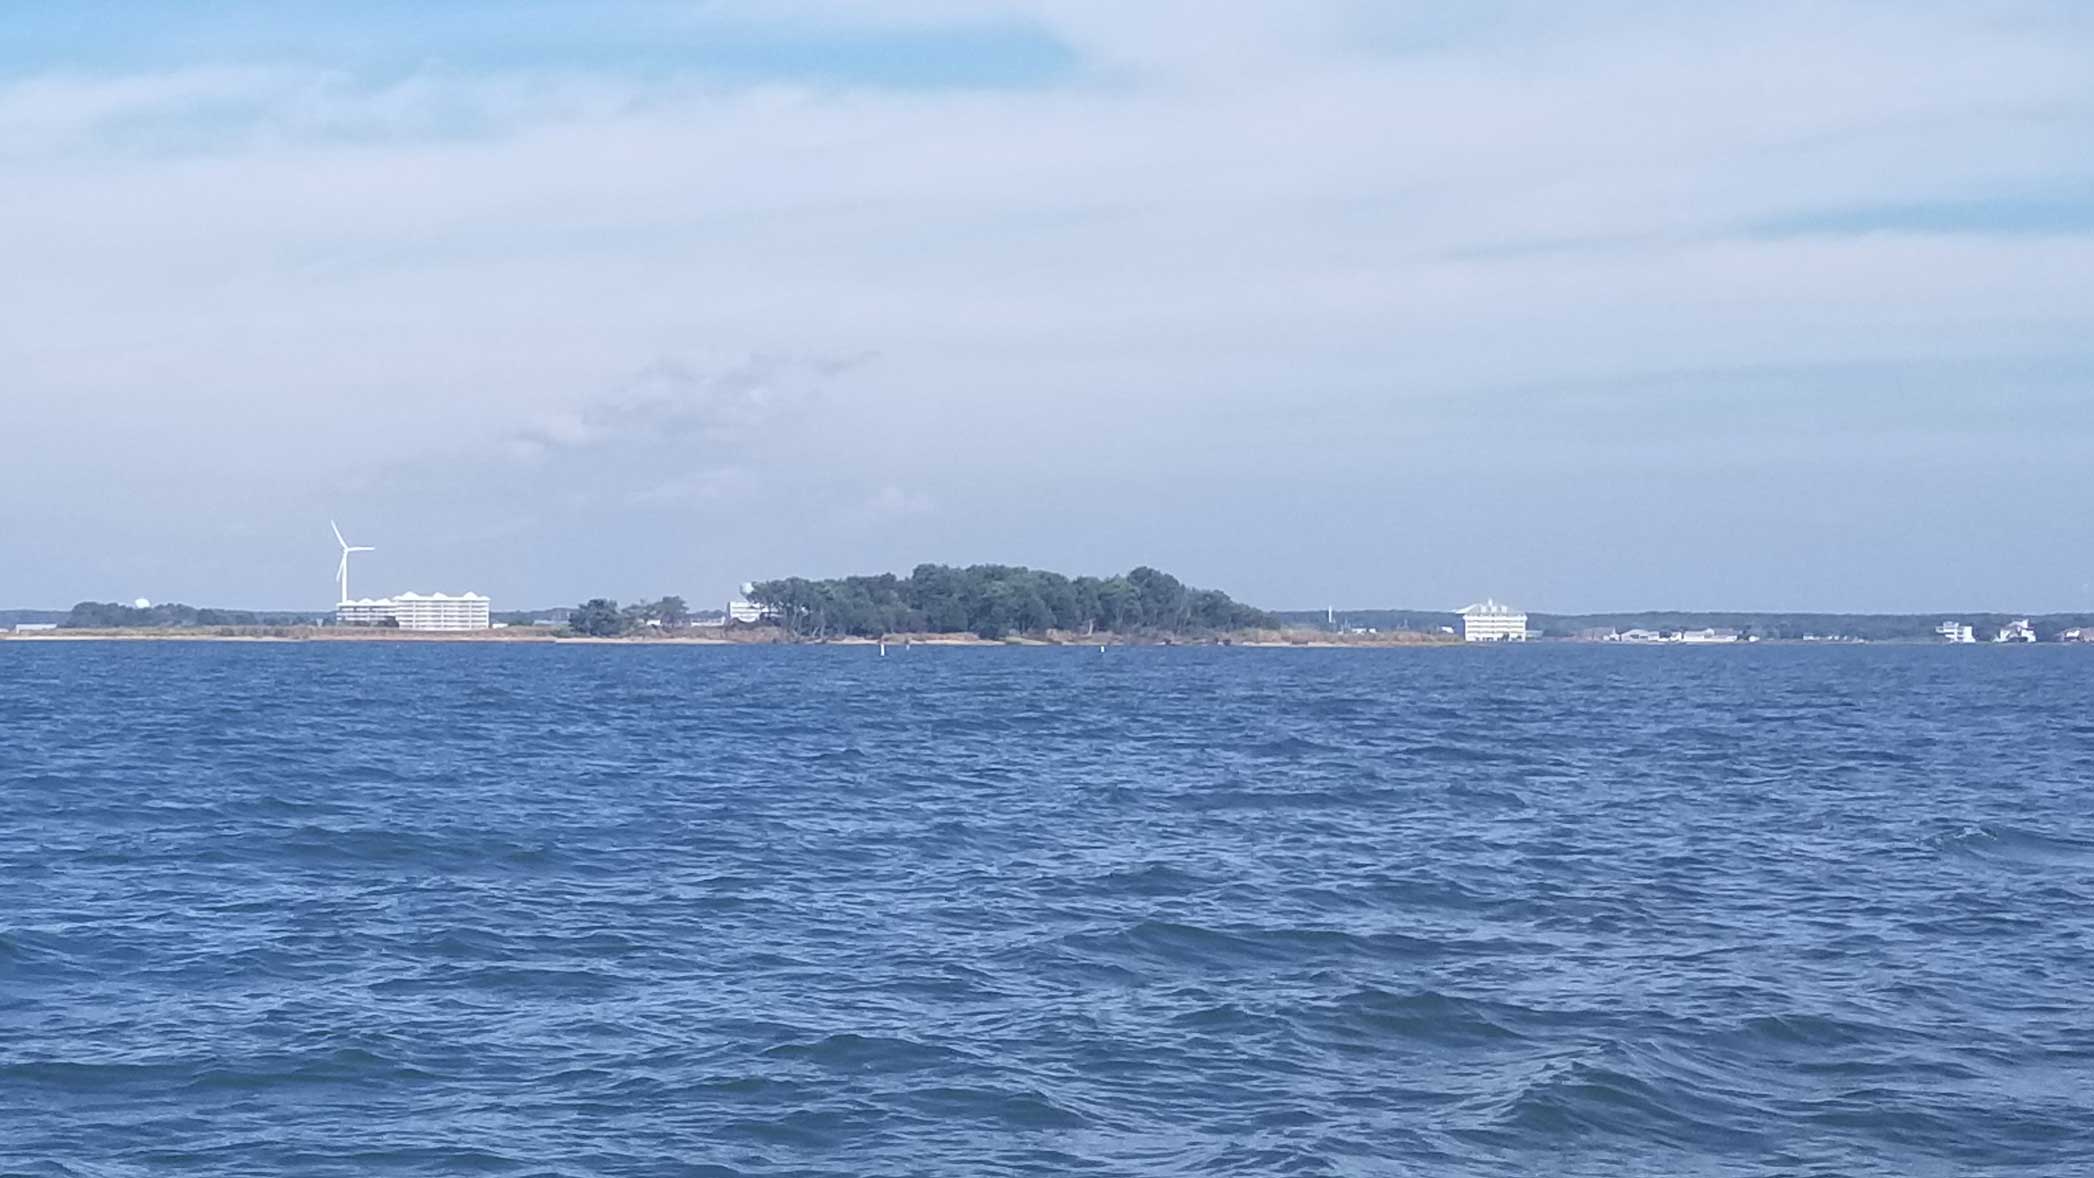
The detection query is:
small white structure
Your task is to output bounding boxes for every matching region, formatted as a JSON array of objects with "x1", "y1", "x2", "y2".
[
  {"x1": 1677, "y1": 628, "x2": 1742, "y2": 644},
  {"x1": 13, "y1": 622, "x2": 58, "y2": 633},
  {"x1": 1938, "y1": 621, "x2": 1976, "y2": 644},
  {"x1": 336, "y1": 592, "x2": 491, "y2": 631},
  {"x1": 1458, "y1": 599, "x2": 1528, "y2": 642},
  {"x1": 1996, "y1": 618, "x2": 2037, "y2": 644},
  {"x1": 727, "y1": 598, "x2": 773, "y2": 624},
  {"x1": 725, "y1": 583, "x2": 775, "y2": 625}
]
